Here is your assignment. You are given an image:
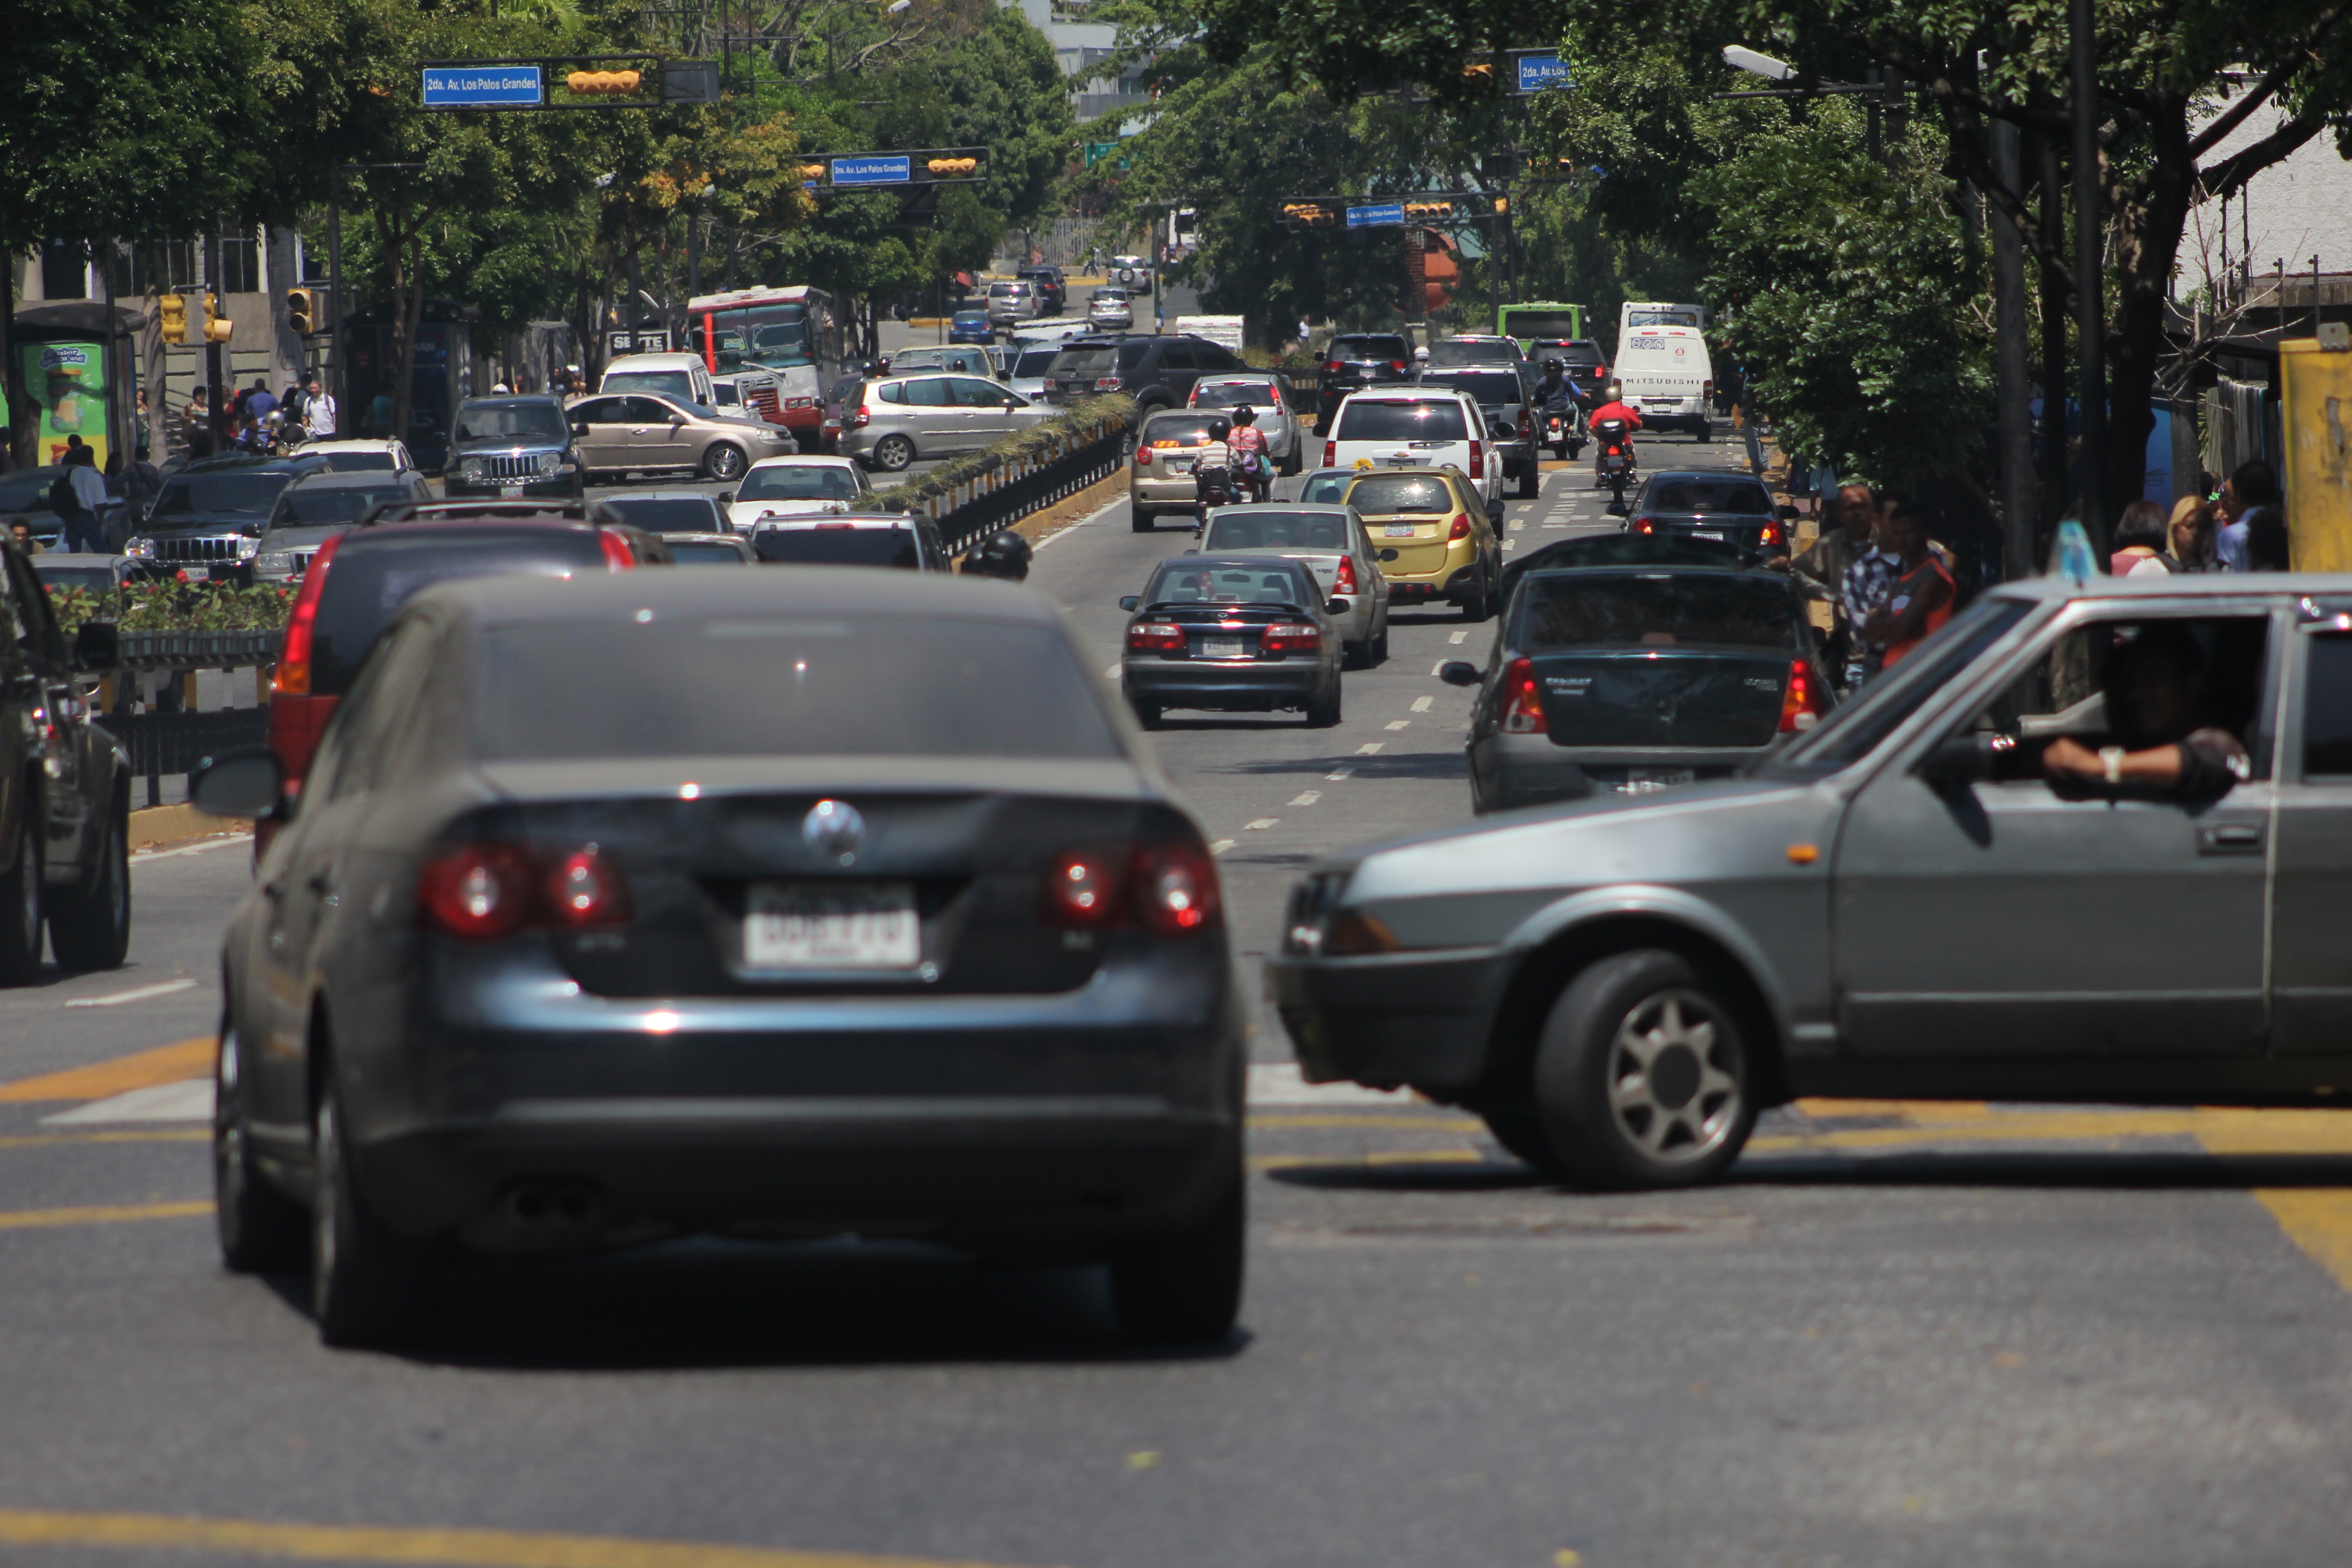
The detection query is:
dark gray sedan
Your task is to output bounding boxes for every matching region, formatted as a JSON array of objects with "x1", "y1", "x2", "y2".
[
  {"x1": 1625, "y1": 470, "x2": 1790, "y2": 554},
  {"x1": 195, "y1": 571, "x2": 1244, "y2": 1348},
  {"x1": 1119, "y1": 554, "x2": 1344, "y2": 729},
  {"x1": 1269, "y1": 574, "x2": 2332, "y2": 1191}
]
